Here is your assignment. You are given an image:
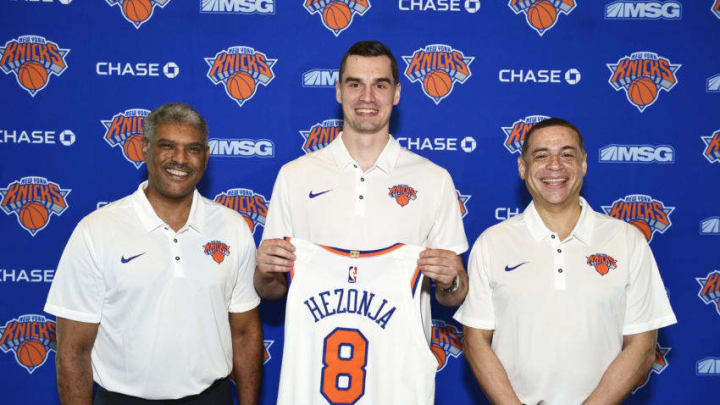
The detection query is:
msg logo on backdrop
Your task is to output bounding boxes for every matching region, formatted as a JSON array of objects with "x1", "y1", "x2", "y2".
[
  {"x1": 701, "y1": 129, "x2": 720, "y2": 164},
  {"x1": 403, "y1": 44, "x2": 473, "y2": 104},
  {"x1": 214, "y1": 188, "x2": 268, "y2": 234},
  {"x1": 605, "y1": 1, "x2": 681, "y2": 19},
  {"x1": 607, "y1": 51, "x2": 680, "y2": 112},
  {"x1": 208, "y1": 138, "x2": 274, "y2": 158},
  {"x1": 205, "y1": 46, "x2": 277, "y2": 107},
  {"x1": 0, "y1": 35, "x2": 69, "y2": 96},
  {"x1": 105, "y1": 0, "x2": 171, "y2": 29},
  {"x1": 299, "y1": 119, "x2": 343, "y2": 154},
  {"x1": 200, "y1": 0, "x2": 275, "y2": 14},
  {"x1": 102, "y1": 108, "x2": 151, "y2": 169},
  {"x1": 0, "y1": 314, "x2": 56, "y2": 374},
  {"x1": 302, "y1": 68, "x2": 338, "y2": 87},
  {"x1": 305, "y1": 0, "x2": 371, "y2": 36},
  {"x1": 0, "y1": 177, "x2": 70, "y2": 236},
  {"x1": 508, "y1": 0, "x2": 576, "y2": 36},
  {"x1": 598, "y1": 144, "x2": 675, "y2": 163},
  {"x1": 501, "y1": 115, "x2": 549, "y2": 154},
  {"x1": 601, "y1": 194, "x2": 674, "y2": 242}
]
